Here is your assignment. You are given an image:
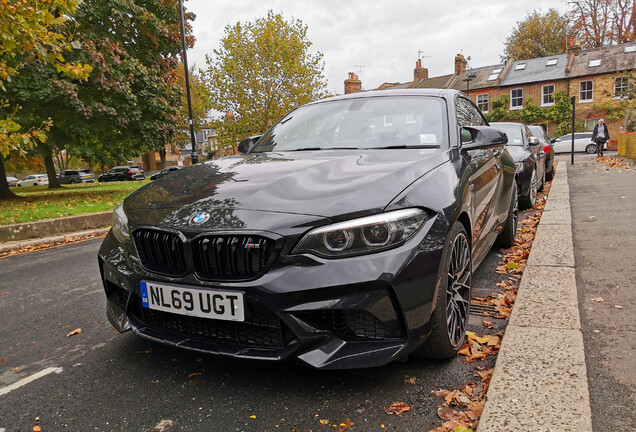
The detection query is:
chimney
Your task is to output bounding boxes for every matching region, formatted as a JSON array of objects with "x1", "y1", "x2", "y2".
[
  {"x1": 413, "y1": 59, "x2": 429, "y2": 82},
  {"x1": 344, "y1": 72, "x2": 362, "y2": 94},
  {"x1": 565, "y1": 39, "x2": 581, "y2": 74},
  {"x1": 454, "y1": 54, "x2": 467, "y2": 75}
]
